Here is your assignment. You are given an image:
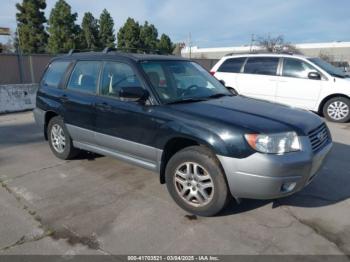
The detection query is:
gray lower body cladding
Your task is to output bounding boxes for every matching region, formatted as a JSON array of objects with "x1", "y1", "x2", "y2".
[{"x1": 66, "y1": 124, "x2": 163, "y2": 172}]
